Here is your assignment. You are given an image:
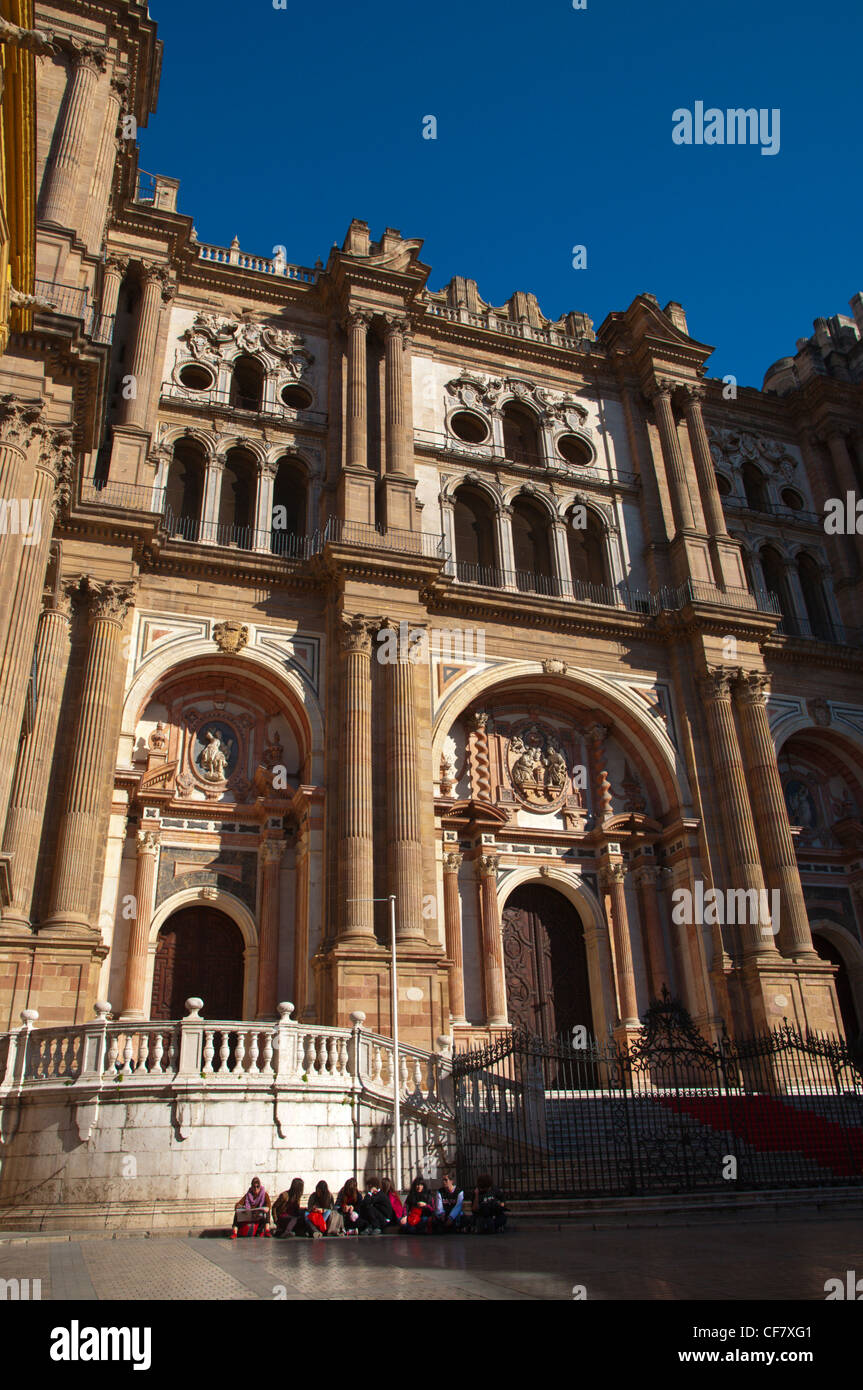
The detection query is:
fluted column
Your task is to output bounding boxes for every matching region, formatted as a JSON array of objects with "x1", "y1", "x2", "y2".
[
  {"x1": 0, "y1": 398, "x2": 44, "y2": 653},
  {"x1": 442, "y1": 852, "x2": 466, "y2": 1024},
  {"x1": 256, "y1": 838, "x2": 285, "y2": 1018},
  {"x1": 383, "y1": 314, "x2": 412, "y2": 474},
  {"x1": 734, "y1": 671, "x2": 816, "y2": 958},
  {"x1": 254, "y1": 460, "x2": 276, "y2": 551},
  {"x1": 345, "y1": 309, "x2": 371, "y2": 470},
  {"x1": 0, "y1": 428, "x2": 72, "y2": 845},
  {"x1": 477, "y1": 854, "x2": 507, "y2": 1025},
  {"x1": 120, "y1": 828, "x2": 161, "y2": 1019},
  {"x1": 697, "y1": 668, "x2": 778, "y2": 957},
  {"x1": 634, "y1": 865, "x2": 670, "y2": 999},
  {"x1": 293, "y1": 815, "x2": 311, "y2": 1019},
  {"x1": 648, "y1": 383, "x2": 696, "y2": 531},
  {"x1": 602, "y1": 862, "x2": 639, "y2": 1024},
  {"x1": 124, "y1": 264, "x2": 174, "y2": 430},
  {"x1": 1, "y1": 593, "x2": 73, "y2": 932},
  {"x1": 550, "y1": 519, "x2": 574, "y2": 597},
  {"x1": 99, "y1": 255, "x2": 127, "y2": 324},
  {"x1": 677, "y1": 384, "x2": 728, "y2": 538},
  {"x1": 338, "y1": 616, "x2": 376, "y2": 939},
  {"x1": 39, "y1": 45, "x2": 106, "y2": 228},
  {"x1": 80, "y1": 75, "x2": 124, "y2": 251},
  {"x1": 43, "y1": 579, "x2": 137, "y2": 936},
  {"x1": 384, "y1": 621, "x2": 425, "y2": 941}
]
